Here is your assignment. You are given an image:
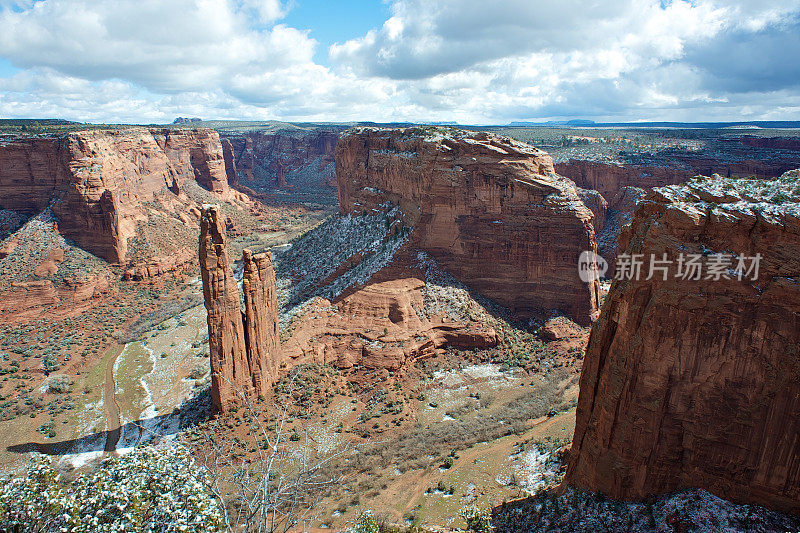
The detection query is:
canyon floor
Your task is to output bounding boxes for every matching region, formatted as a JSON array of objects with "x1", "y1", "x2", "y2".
[{"x1": 0, "y1": 196, "x2": 588, "y2": 530}]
